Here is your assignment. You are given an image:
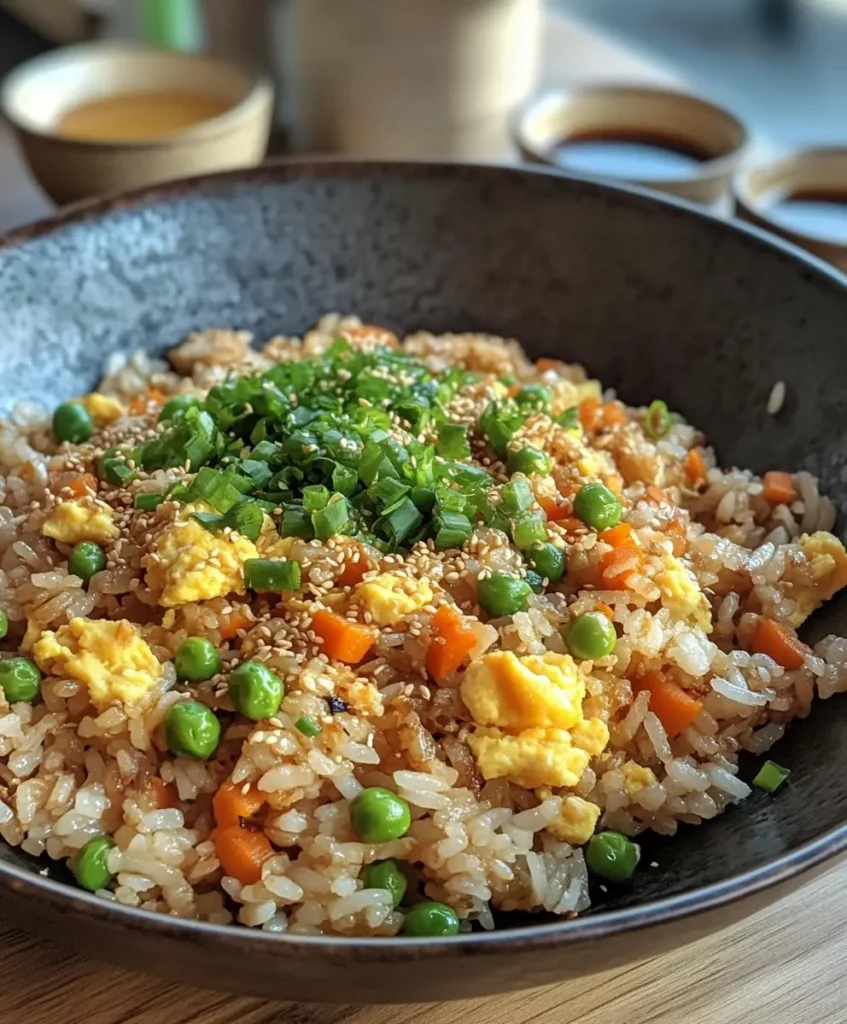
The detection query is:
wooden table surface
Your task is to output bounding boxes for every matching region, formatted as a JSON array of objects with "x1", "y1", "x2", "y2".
[{"x1": 0, "y1": 10, "x2": 835, "y2": 1024}]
